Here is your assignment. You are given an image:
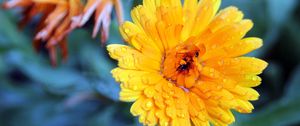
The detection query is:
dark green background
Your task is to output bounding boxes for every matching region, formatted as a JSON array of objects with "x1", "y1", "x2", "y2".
[{"x1": 0, "y1": 0, "x2": 300, "y2": 126}]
